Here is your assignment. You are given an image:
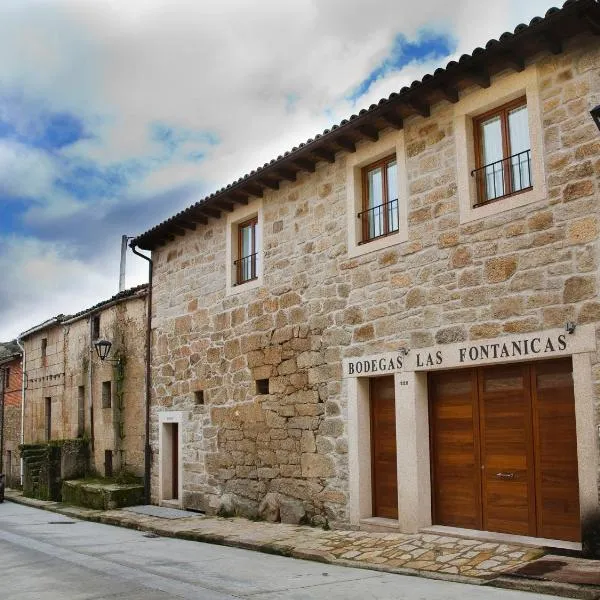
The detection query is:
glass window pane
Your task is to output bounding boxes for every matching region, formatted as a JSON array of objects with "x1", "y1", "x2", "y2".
[
  {"x1": 508, "y1": 105, "x2": 531, "y2": 192},
  {"x1": 367, "y1": 167, "x2": 383, "y2": 239},
  {"x1": 480, "y1": 115, "x2": 504, "y2": 200},
  {"x1": 386, "y1": 161, "x2": 399, "y2": 233}
]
